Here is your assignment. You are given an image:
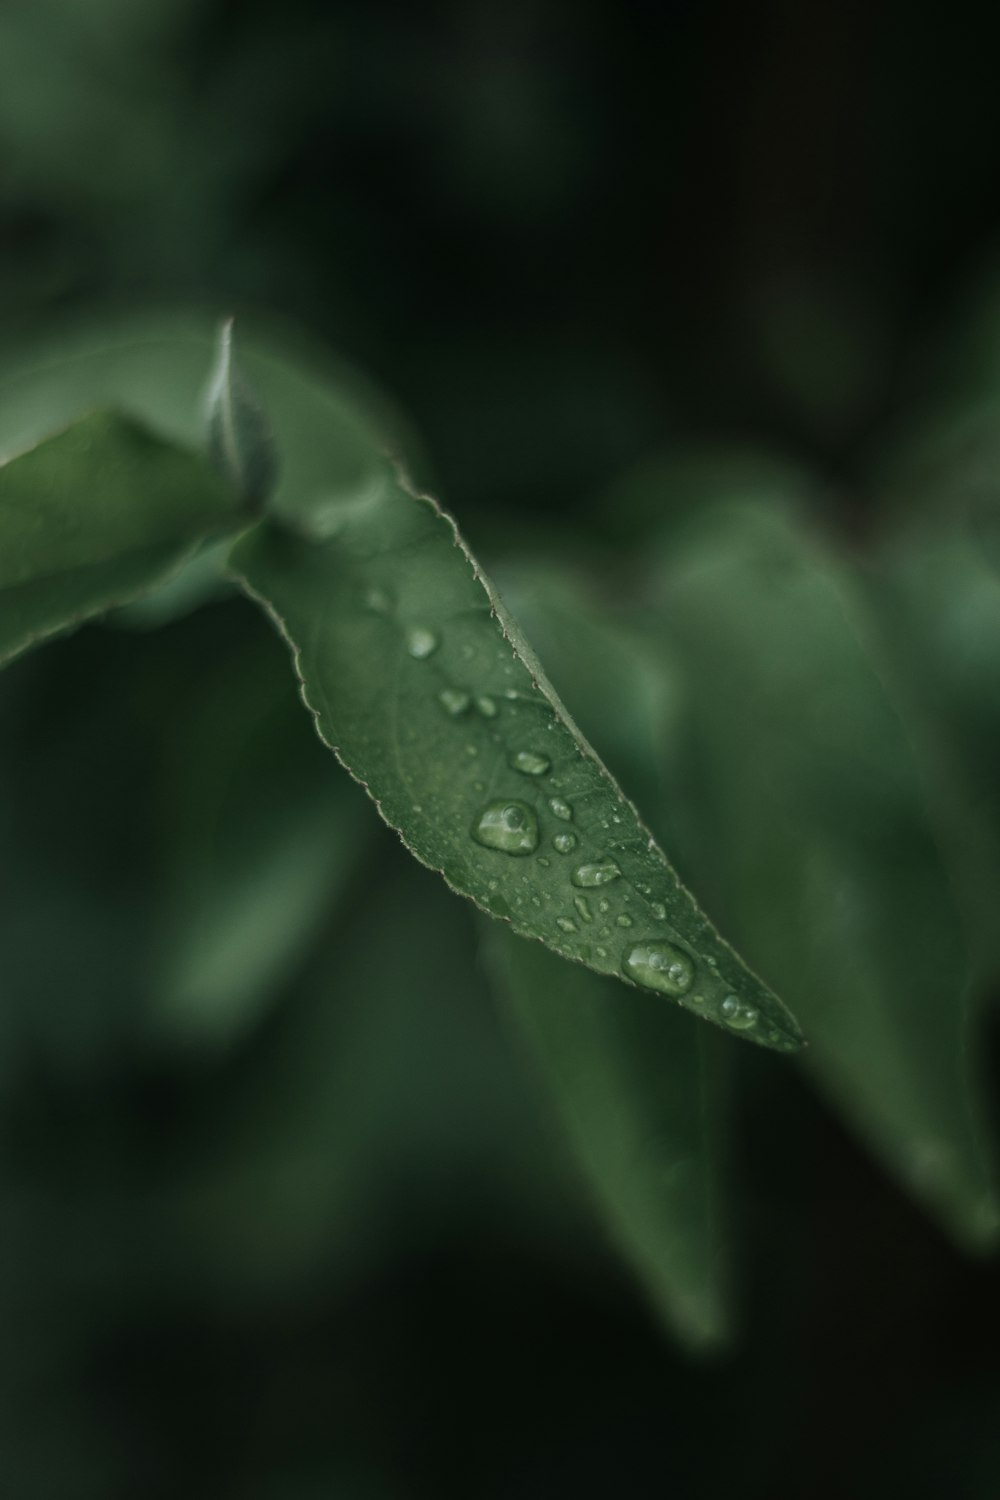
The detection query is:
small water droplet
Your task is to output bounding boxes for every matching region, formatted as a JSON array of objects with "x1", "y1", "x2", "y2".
[
  {"x1": 473, "y1": 800, "x2": 539, "y2": 856},
  {"x1": 556, "y1": 917, "x2": 578, "y2": 934},
  {"x1": 406, "y1": 626, "x2": 439, "y2": 659},
  {"x1": 549, "y1": 797, "x2": 573, "y2": 821},
  {"x1": 623, "y1": 941, "x2": 694, "y2": 996},
  {"x1": 510, "y1": 749, "x2": 550, "y2": 776},
  {"x1": 596, "y1": 946, "x2": 608, "y2": 959},
  {"x1": 720, "y1": 995, "x2": 758, "y2": 1030},
  {"x1": 572, "y1": 861, "x2": 621, "y2": 889},
  {"x1": 537, "y1": 856, "x2": 551, "y2": 868},
  {"x1": 531, "y1": 895, "x2": 541, "y2": 908},
  {"x1": 616, "y1": 914, "x2": 633, "y2": 928},
  {"x1": 651, "y1": 902, "x2": 666, "y2": 920},
  {"x1": 465, "y1": 744, "x2": 479, "y2": 757},
  {"x1": 476, "y1": 695, "x2": 498, "y2": 718},
  {"x1": 364, "y1": 586, "x2": 391, "y2": 613},
  {"x1": 598, "y1": 899, "x2": 610, "y2": 915},
  {"x1": 574, "y1": 895, "x2": 593, "y2": 923},
  {"x1": 439, "y1": 688, "x2": 471, "y2": 716},
  {"x1": 460, "y1": 643, "x2": 475, "y2": 660},
  {"x1": 553, "y1": 832, "x2": 577, "y2": 854},
  {"x1": 504, "y1": 688, "x2": 518, "y2": 699},
  {"x1": 692, "y1": 994, "x2": 705, "y2": 1005}
]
